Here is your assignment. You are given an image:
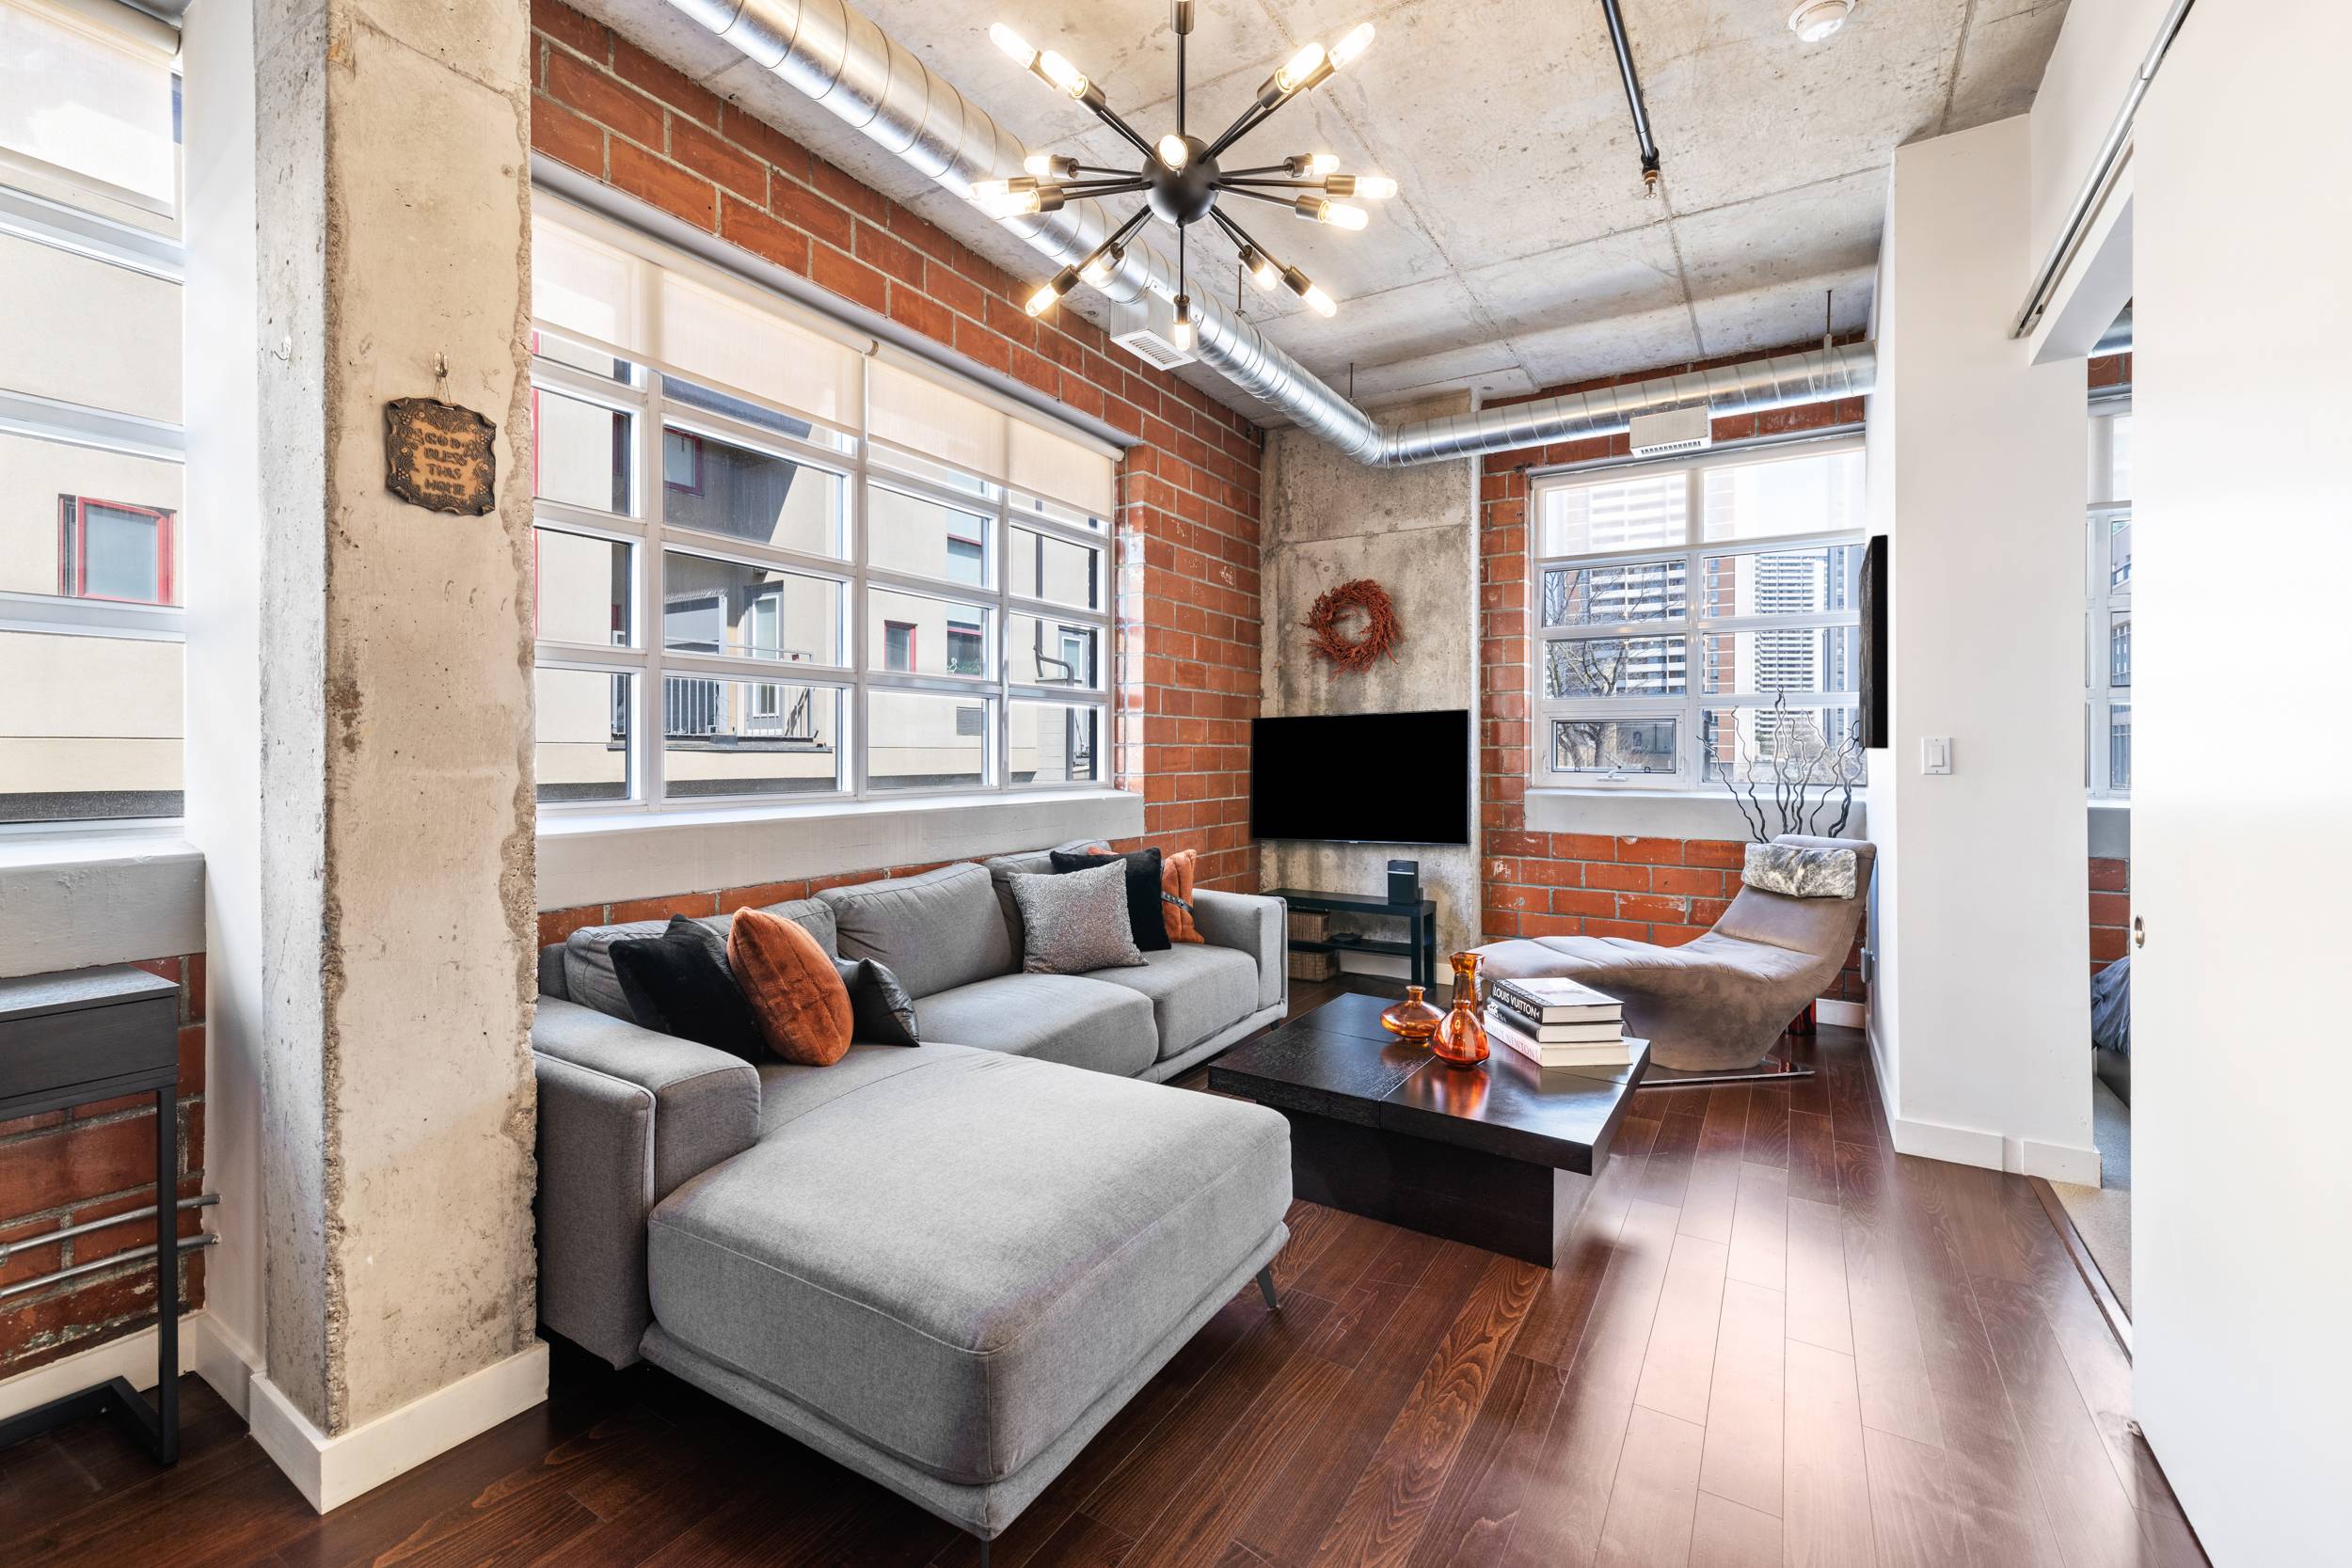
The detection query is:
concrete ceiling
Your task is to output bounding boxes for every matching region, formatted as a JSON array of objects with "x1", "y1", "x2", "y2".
[{"x1": 581, "y1": 0, "x2": 2071, "y2": 422}]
